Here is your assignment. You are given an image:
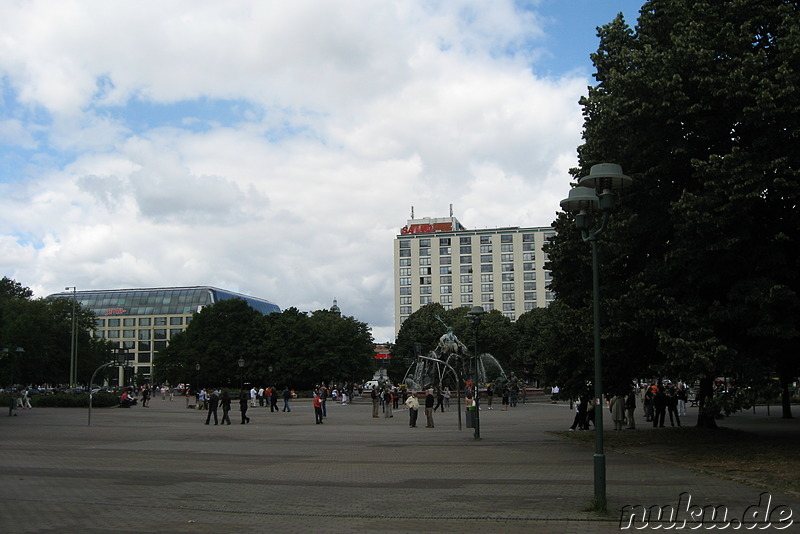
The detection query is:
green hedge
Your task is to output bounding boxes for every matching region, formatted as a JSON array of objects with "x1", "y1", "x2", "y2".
[{"x1": 0, "y1": 392, "x2": 120, "y2": 408}]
